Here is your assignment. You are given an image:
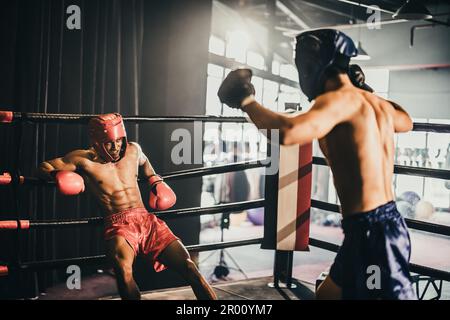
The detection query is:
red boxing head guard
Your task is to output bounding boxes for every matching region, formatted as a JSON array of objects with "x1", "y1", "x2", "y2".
[{"x1": 88, "y1": 113, "x2": 127, "y2": 163}]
